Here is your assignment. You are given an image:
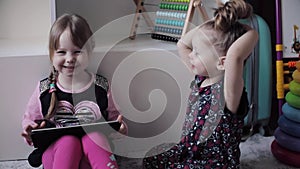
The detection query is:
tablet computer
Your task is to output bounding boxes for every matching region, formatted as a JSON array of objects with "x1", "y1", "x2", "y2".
[{"x1": 31, "y1": 120, "x2": 121, "y2": 149}]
